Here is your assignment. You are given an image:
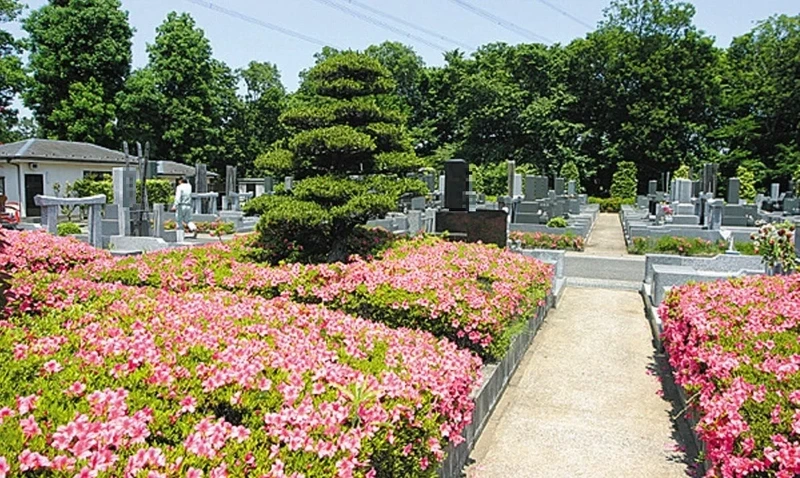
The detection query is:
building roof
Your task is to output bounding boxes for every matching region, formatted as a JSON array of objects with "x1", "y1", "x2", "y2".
[
  {"x1": 155, "y1": 160, "x2": 218, "y2": 178},
  {"x1": 0, "y1": 139, "x2": 136, "y2": 164}
]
